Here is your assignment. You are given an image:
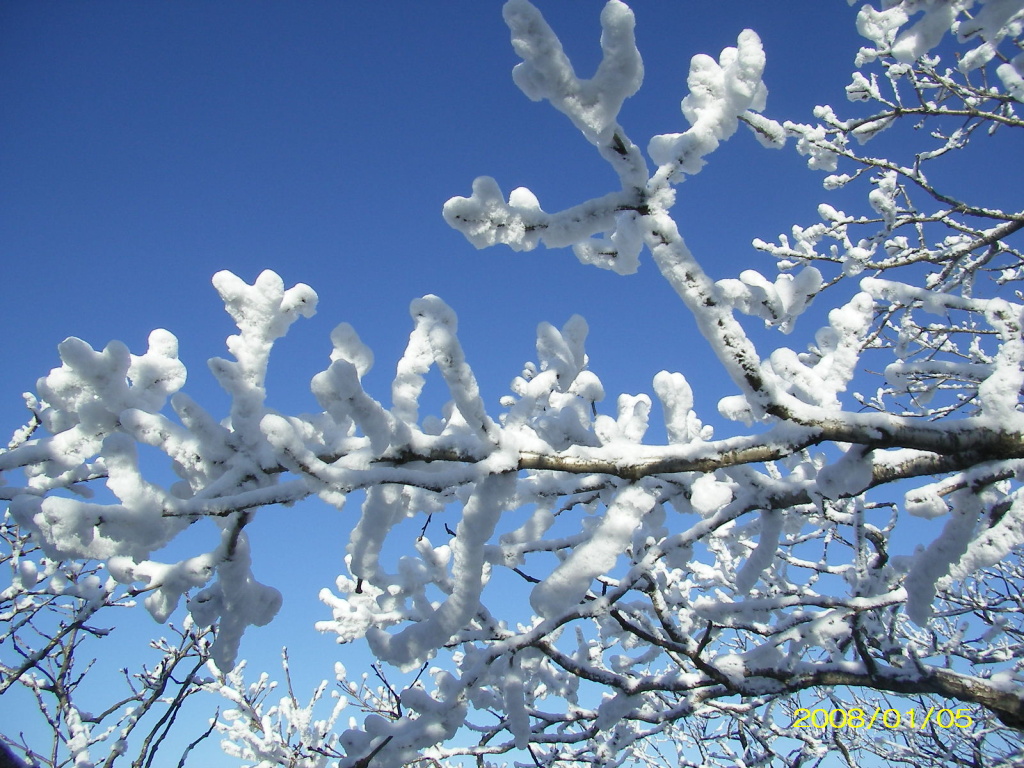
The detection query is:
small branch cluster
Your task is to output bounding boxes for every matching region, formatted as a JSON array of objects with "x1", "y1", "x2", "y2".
[{"x1": 0, "y1": 511, "x2": 215, "y2": 768}]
